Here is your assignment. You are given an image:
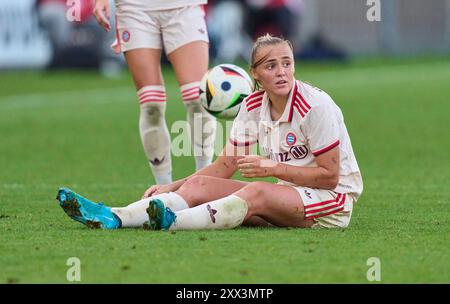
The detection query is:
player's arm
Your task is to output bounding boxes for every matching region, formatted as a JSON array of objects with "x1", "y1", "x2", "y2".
[
  {"x1": 93, "y1": 0, "x2": 111, "y2": 31},
  {"x1": 143, "y1": 141, "x2": 250, "y2": 198},
  {"x1": 237, "y1": 146, "x2": 340, "y2": 190}
]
